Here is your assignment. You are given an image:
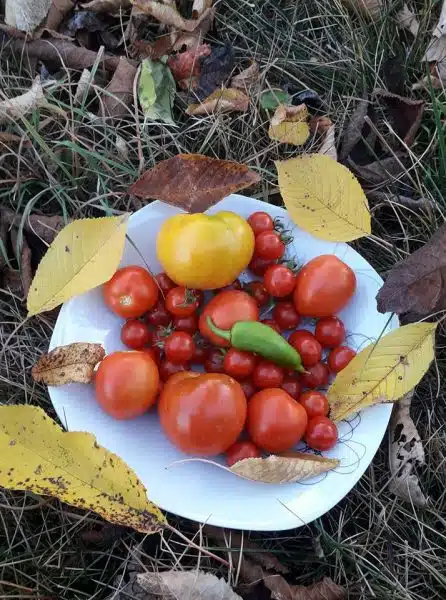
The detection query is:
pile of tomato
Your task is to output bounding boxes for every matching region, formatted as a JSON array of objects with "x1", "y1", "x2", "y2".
[{"x1": 94, "y1": 211, "x2": 358, "y2": 468}]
